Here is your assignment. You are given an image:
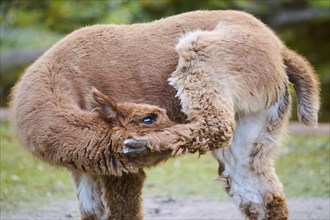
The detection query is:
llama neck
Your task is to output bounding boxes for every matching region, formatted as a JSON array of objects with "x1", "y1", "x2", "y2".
[{"x1": 100, "y1": 170, "x2": 146, "y2": 220}]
